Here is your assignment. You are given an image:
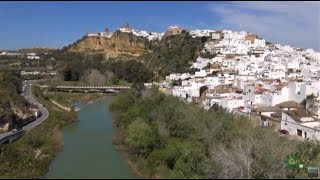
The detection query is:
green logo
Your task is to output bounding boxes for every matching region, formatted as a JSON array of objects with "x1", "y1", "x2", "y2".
[{"x1": 284, "y1": 153, "x2": 304, "y2": 170}]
